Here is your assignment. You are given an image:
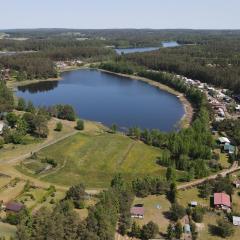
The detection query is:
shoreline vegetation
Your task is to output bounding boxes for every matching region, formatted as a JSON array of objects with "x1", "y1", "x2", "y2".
[{"x1": 8, "y1": 66, "x2": 193, "y2": 130}]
